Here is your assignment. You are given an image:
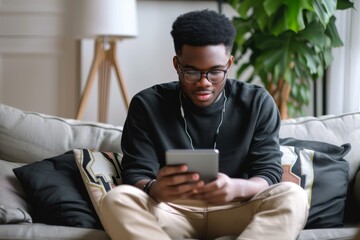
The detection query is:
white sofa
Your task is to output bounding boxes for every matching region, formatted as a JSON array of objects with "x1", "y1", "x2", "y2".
[{"x1": 0, "y1": 103, "x2": 360, "y2": 240}]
